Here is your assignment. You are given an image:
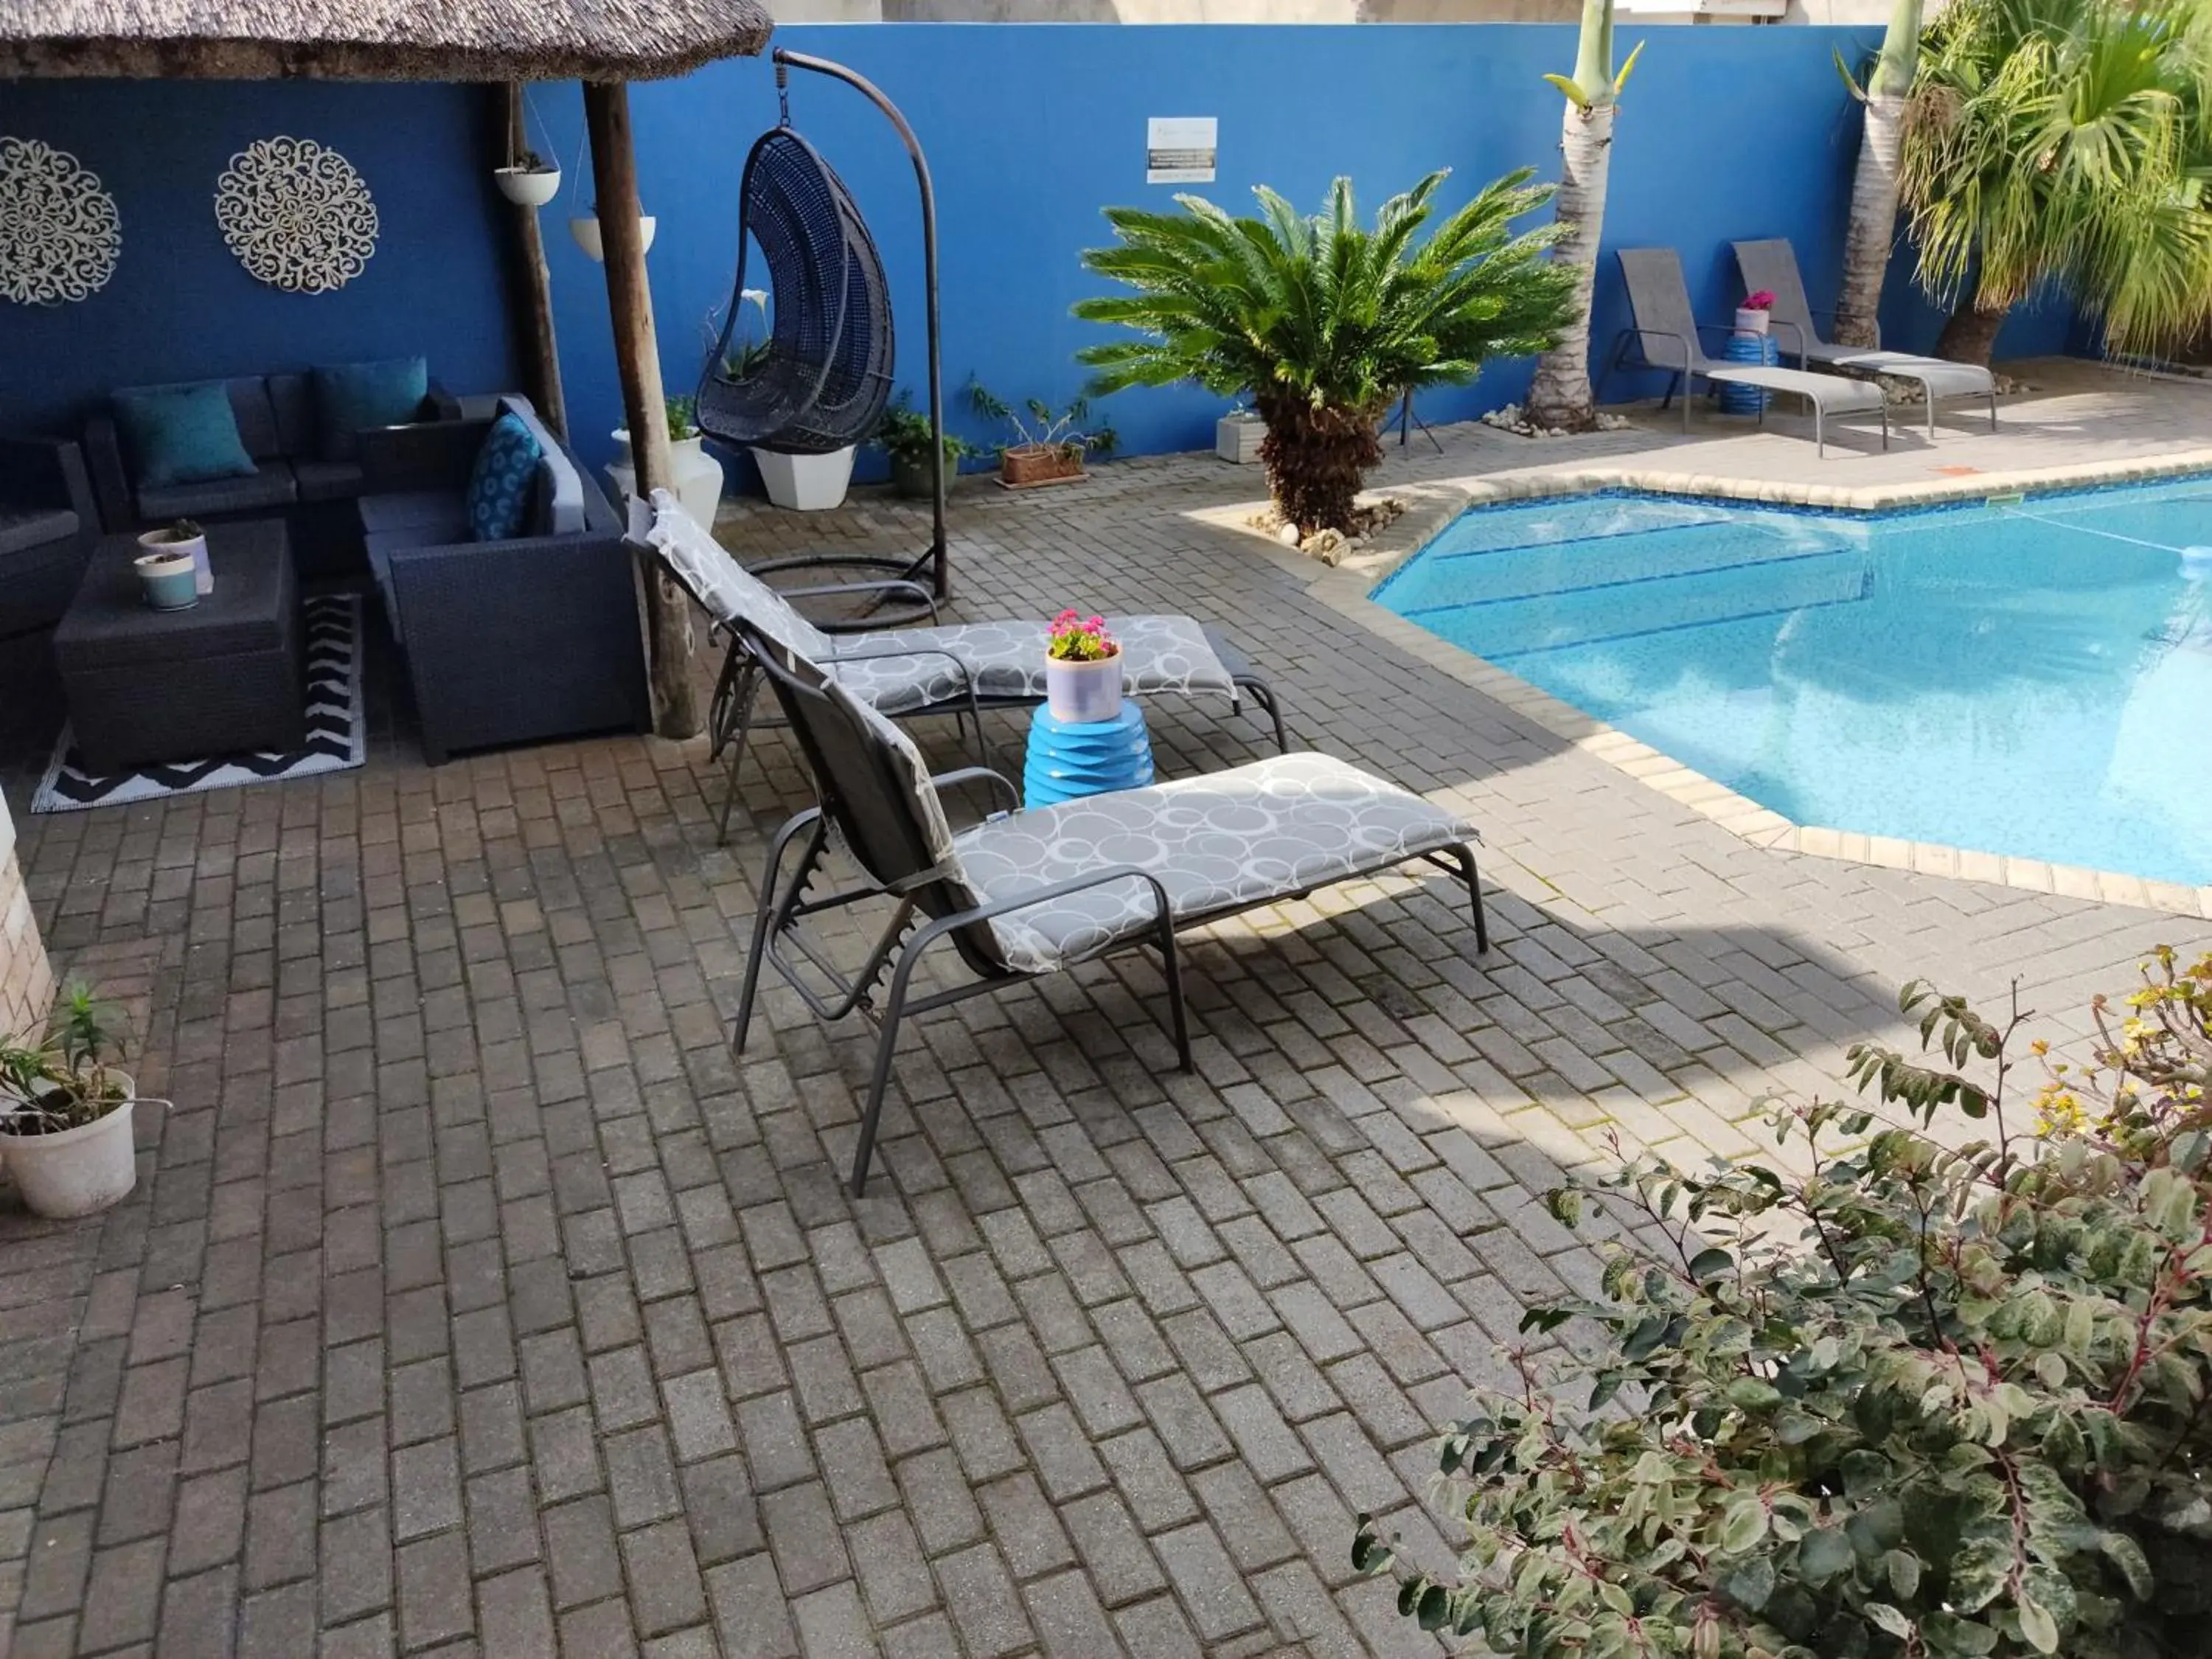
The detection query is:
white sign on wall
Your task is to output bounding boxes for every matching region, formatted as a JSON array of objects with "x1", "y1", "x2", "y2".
[{"x1": 1146, "y1": 117, "x2": 1217, "y2": 185}]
